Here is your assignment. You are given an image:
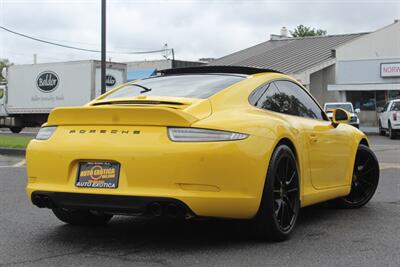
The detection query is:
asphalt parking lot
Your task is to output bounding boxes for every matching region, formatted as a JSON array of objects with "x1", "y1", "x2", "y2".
[{"x1": 0, "y1": 135, "x2": 399, "y2": 266}]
